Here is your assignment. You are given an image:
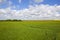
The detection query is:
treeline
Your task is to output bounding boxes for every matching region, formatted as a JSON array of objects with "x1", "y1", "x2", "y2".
[{"x1": 0, "y1": 19, "x2": 22, "y2": 21}]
